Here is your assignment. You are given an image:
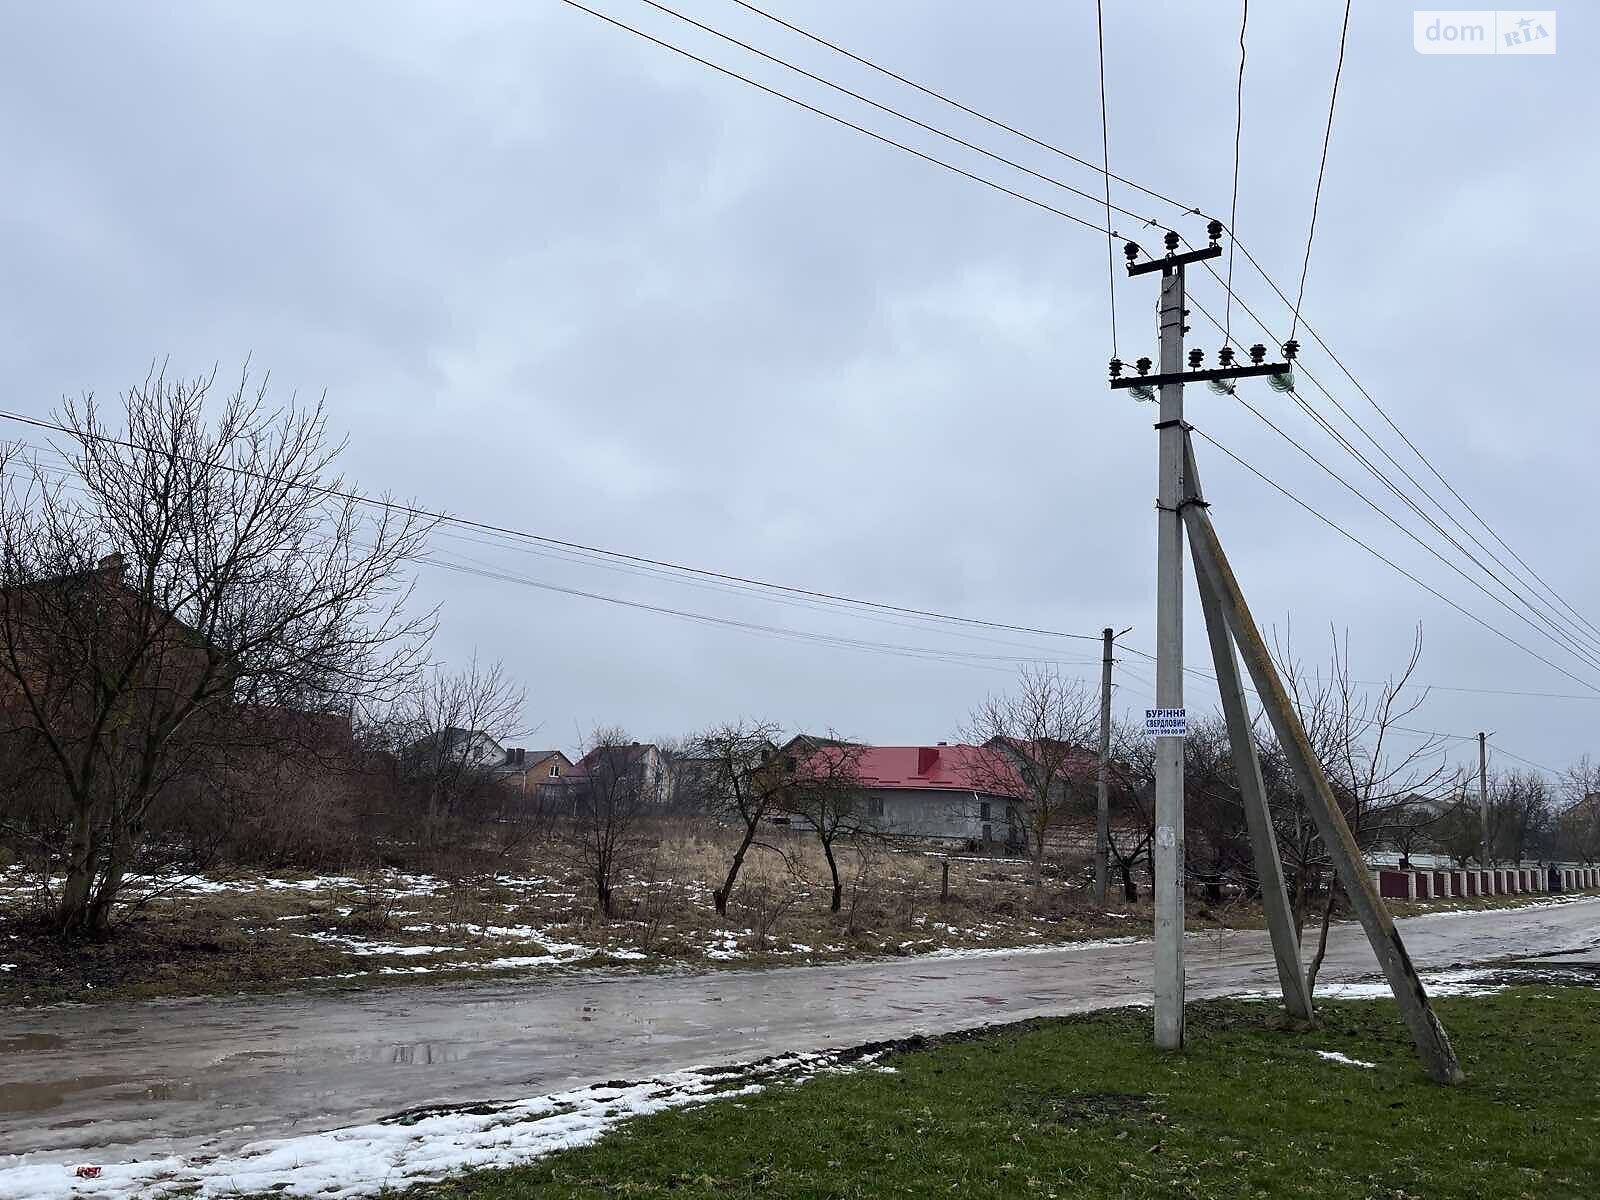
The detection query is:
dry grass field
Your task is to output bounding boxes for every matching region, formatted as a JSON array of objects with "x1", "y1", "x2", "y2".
[{"x1": 0, "y1": 822, "x2": 1174, "y2": 1005}]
